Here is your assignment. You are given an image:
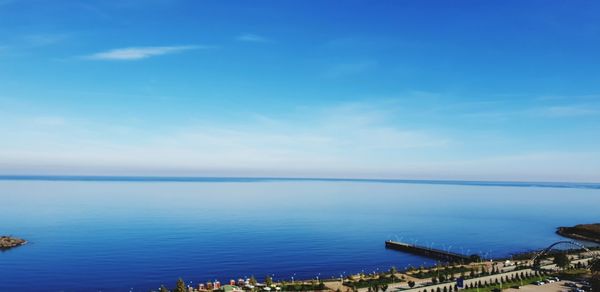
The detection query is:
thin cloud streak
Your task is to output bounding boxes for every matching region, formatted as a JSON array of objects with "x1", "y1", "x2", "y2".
[
  {"x1": 23, "y1": 34, "x2": 68, "y2": 46},
  {"x1": 236, "y1": 33, "x2": 270, "y2": 43},
  {"x1": 535, "y1": 105, "x2": 600, "y2": 117},
  {"x1": 84, "y1": 45, "x2": 207, "y2": 60}
]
